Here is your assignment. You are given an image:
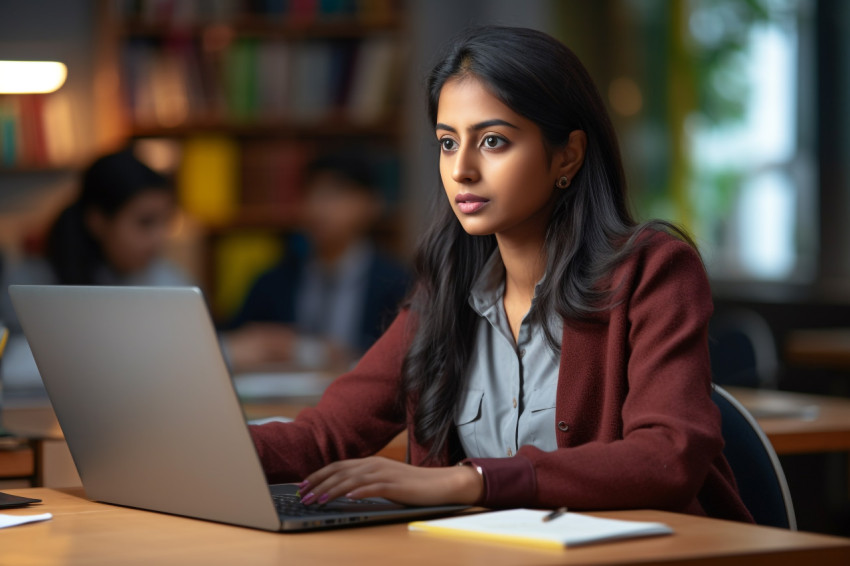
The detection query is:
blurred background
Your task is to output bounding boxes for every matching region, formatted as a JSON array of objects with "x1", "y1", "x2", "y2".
[{"x1": 1, "y1": 0, "x2": 849, "y2": 535}]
